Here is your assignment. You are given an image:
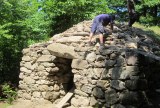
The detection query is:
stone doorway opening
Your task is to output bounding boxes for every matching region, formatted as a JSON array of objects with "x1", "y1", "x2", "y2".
[{"x1": 48, "y1": 57, "x2": 74, "y2": 93}]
